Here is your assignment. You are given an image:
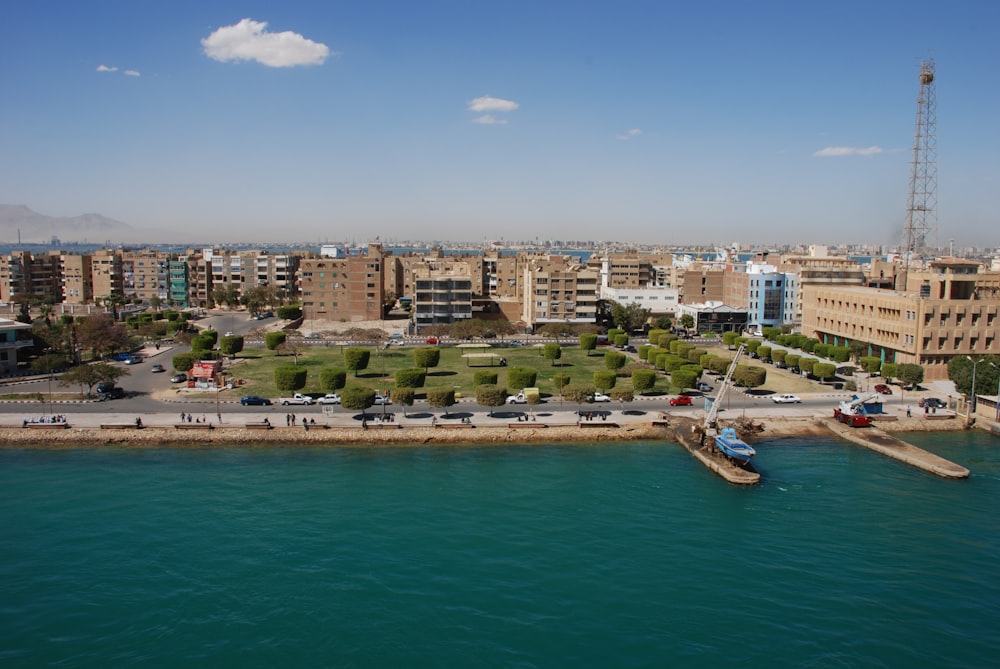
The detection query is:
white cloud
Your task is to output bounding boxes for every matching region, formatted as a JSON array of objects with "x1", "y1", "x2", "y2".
[
  {"x1": 472, "y1": 115, "x2": 508, "y2": 125},
  {"x1": 201, "y1": 18, "x2": 331, "y2": 68},
  {"x1": 617, "y1": 128, "x2": 642, "y2": 141},
  {"x1": 123, "y1": 69, "x2": 140, "y2": 77},
  {"x1": 96, "y1": 64, "x2": 118, "y2": 72},
  {"x1": 813, "y1": 145, "x2": 884, "y2": 157},
  {"x1": 467, "y1": 95, "x2": 519, "y2": 113}
]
